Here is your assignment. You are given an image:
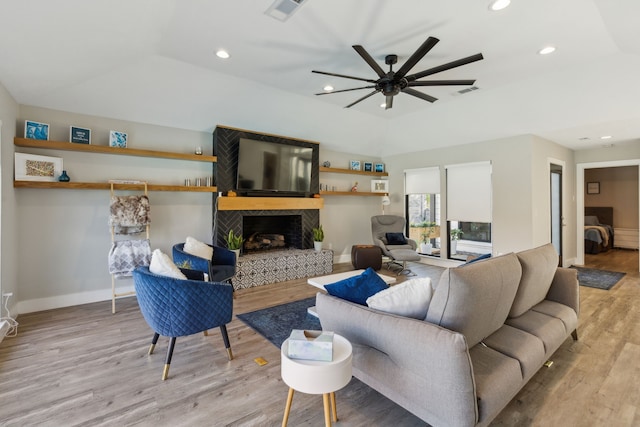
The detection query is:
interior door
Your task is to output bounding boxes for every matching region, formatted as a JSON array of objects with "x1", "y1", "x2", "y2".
[{"x1": 550, "y1": 163, "x2": 563, "y2": 266}]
